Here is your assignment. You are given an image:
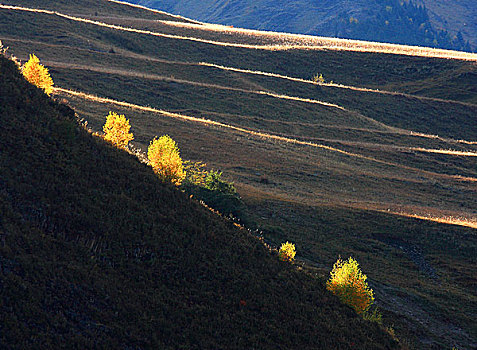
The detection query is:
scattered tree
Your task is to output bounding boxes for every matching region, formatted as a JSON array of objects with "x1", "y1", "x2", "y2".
[
  {"x1": 148, "y1": 135, "x2": 186, "y2": 185},
  {"x1": 326, "y1": 257, "x2": 374, "y2": 315},
  {"x1": 0, "y1": 41, "x2": 6, "y2": 56},
  {"x1": 278, "y1": 241, "x2": 296, "y2": 261},
  {"x1": 21, "y1": 54, "x2": 54, "y2": 96},
  {"x1": 312, "y1": 73, "x2": 325, "y2": 84},
  {"x1": 102, "y1": 111, "x2": 134, "y2": 149}
]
